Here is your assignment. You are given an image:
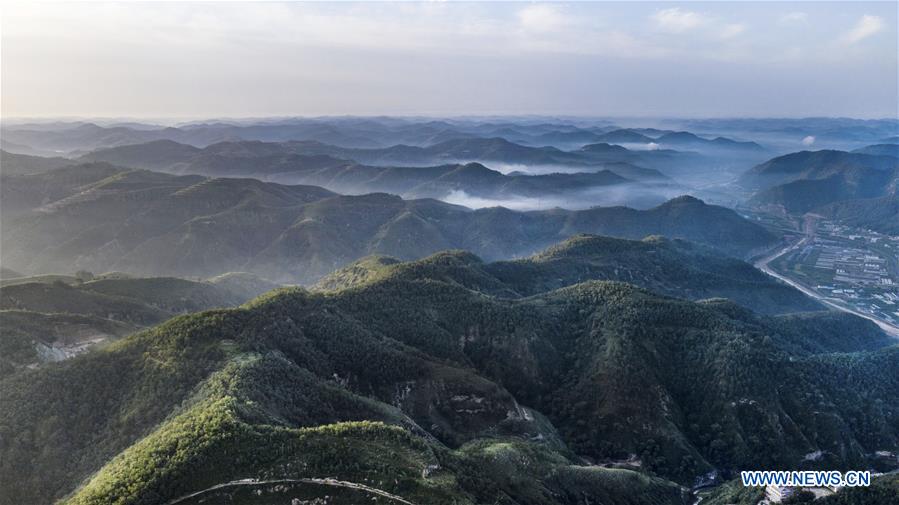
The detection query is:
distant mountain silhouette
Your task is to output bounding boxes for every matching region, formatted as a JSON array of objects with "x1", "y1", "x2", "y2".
[{"x1": 80, "y1": 140, "x2": 675, "y2": 202}]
